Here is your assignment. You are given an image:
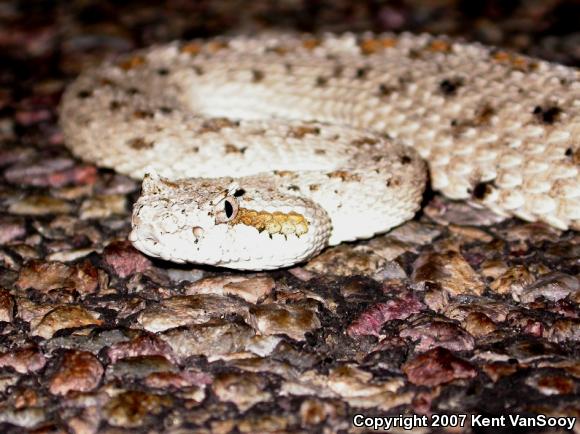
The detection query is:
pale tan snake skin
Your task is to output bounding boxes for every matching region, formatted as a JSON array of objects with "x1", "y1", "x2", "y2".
[{"x1": 59, "y1": 33, "x2": 580, "y2": 270}]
